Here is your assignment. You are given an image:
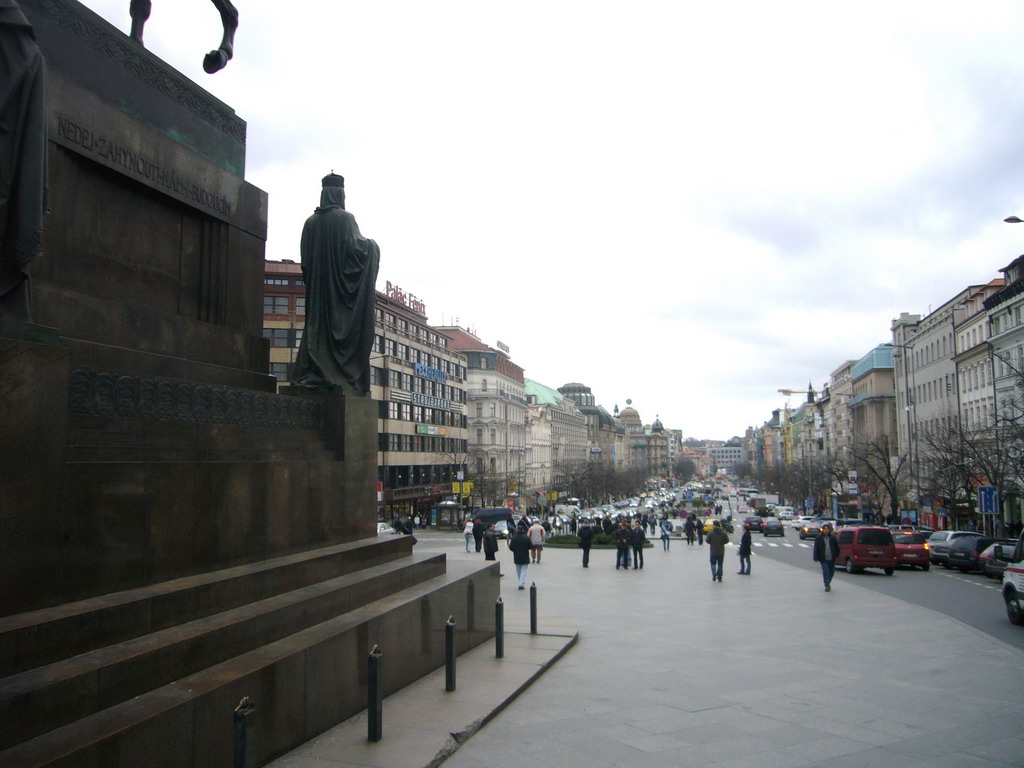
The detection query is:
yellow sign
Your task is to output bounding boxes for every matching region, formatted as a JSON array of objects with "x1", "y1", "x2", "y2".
[
  {"x1": 508, "y1": 478, "x2": 517, "y2": 493},
  {"x1": 451, "y1": 481, "x2": 473, "y2": 498}
]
